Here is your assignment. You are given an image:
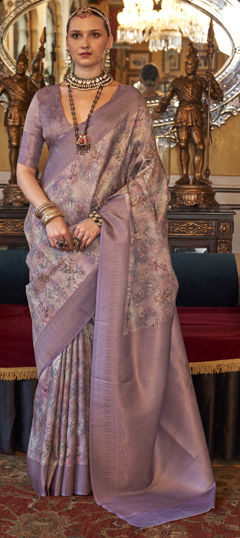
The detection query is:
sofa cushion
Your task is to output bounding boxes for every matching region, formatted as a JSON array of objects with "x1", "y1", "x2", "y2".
[
  {"x1": 0, "y1": 304, "x2": 34, "y2": 369},
  {"x1": 1, "y1": 304, "x2": 240, "y2": 375},
  {"x1": 179, "y1": 306, "x2": 240, "y2": 373}
]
